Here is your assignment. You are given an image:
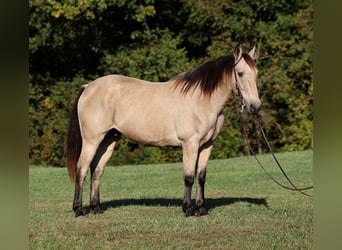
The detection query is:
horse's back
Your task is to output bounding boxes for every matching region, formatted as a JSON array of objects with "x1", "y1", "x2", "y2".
[{"x1": 77, "y1": 75, "x2": 182, "y2": 146}]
